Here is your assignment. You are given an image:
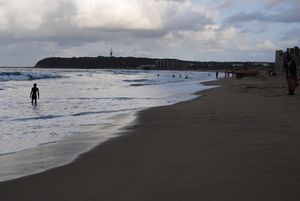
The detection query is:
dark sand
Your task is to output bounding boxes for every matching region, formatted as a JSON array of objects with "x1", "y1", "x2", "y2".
[{"x1": 1, "y1": 74, "x2": 299, "y2": 201}]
